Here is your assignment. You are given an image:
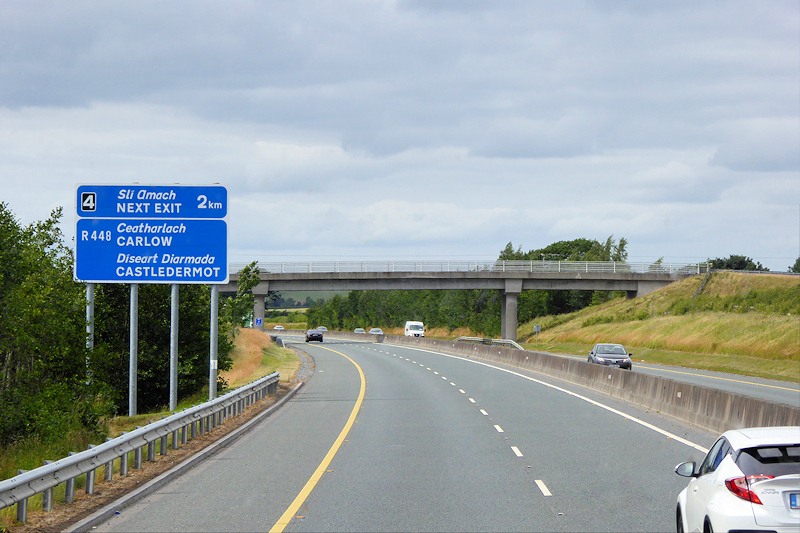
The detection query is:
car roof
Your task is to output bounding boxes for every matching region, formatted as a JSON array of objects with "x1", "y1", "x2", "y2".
[{"x1": 721, "y1": 426, "x2": 800, "y2": 450}]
